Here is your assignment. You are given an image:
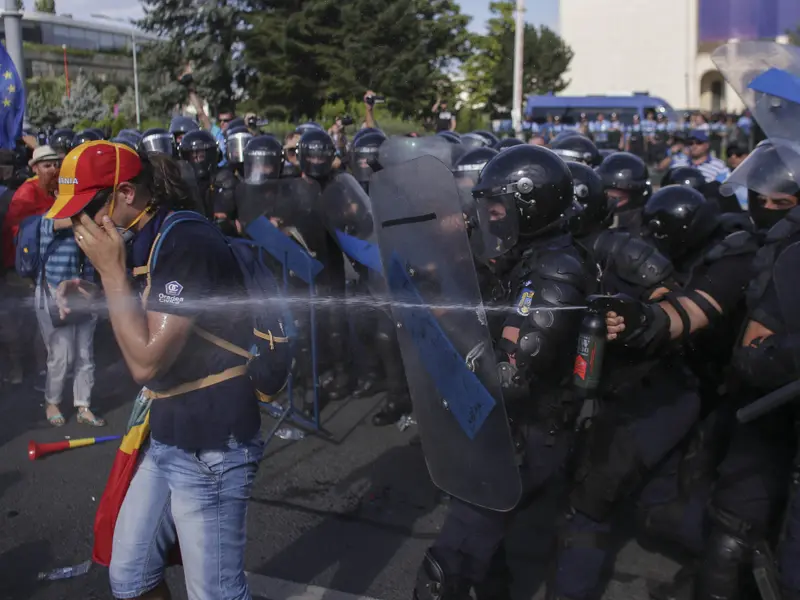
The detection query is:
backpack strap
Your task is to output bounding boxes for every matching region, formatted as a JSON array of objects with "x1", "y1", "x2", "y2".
[{"x1": 142, "y1": 364, "x2": 249, "y2": 400}]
